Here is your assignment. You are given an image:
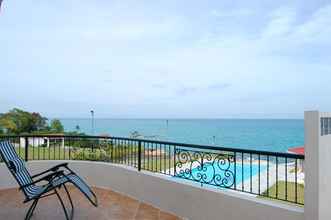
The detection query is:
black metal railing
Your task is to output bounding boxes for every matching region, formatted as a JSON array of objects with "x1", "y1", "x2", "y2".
[{"x1": 0, "y1": 135, "x2": 305, "y2": 205}]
